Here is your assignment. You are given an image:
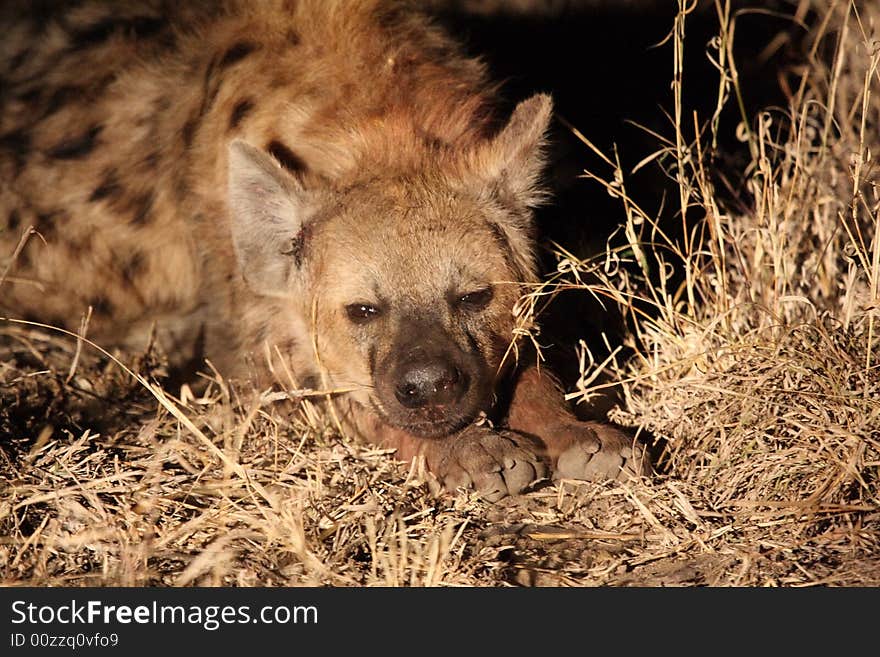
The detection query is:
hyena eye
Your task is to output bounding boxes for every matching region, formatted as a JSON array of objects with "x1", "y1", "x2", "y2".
[
  {"x1": 456, "y1": 287, "x2": 494, "y2": 311},
  {"x1": 345, "y1": 302, "x2": 382, "y2": 324}
]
